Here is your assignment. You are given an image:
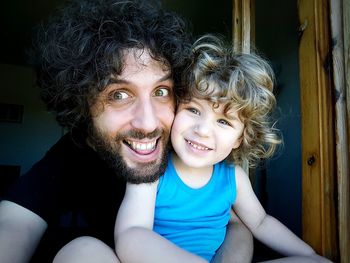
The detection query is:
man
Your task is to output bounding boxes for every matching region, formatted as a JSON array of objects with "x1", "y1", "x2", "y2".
[{"x1": 0, "y1": 0, "x2": 253, "y2": 262}]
